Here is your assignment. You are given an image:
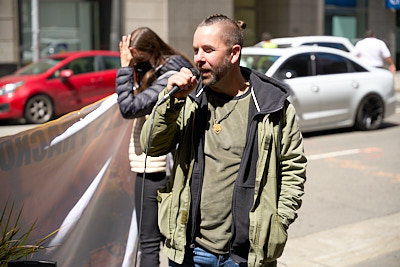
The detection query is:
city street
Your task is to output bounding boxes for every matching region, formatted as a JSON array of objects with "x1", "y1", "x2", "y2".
[
  {"x1": 1, "y1": 97, "x2": 399, "y2": 267},
  {"x1": 1, "y1": 1, "x2": 400, "y2": 266},
  {"x1": 279, "y1": 105, "x2": 400, "y2": 266}
]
